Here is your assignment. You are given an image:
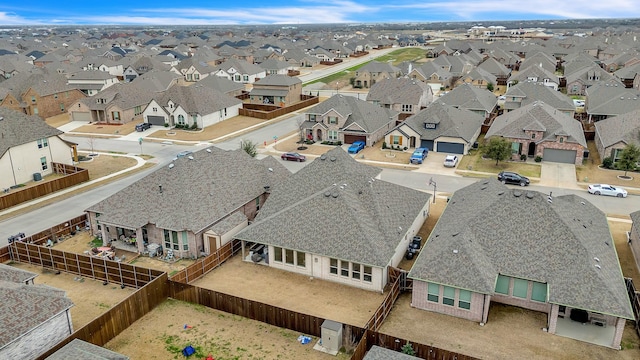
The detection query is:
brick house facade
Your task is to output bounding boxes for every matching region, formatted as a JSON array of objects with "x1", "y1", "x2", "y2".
[{"x1": 1, "y1": 88, "x2": 86, "y2": 119}]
